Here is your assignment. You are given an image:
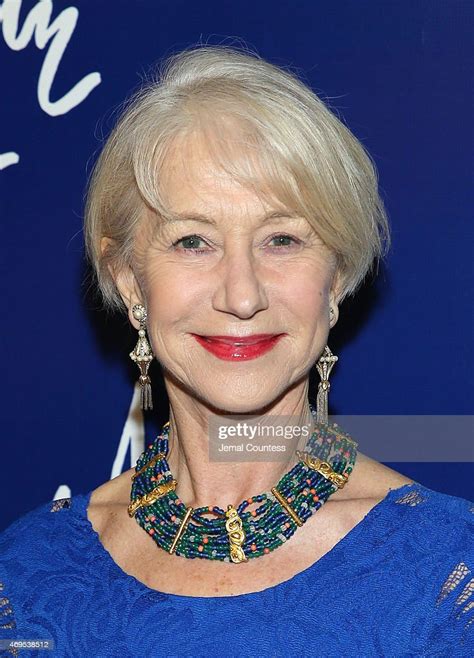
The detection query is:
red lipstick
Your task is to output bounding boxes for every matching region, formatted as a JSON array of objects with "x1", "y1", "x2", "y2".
[{"x1": 191, "y1": 334, "x2": 285, "y2": 361}]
